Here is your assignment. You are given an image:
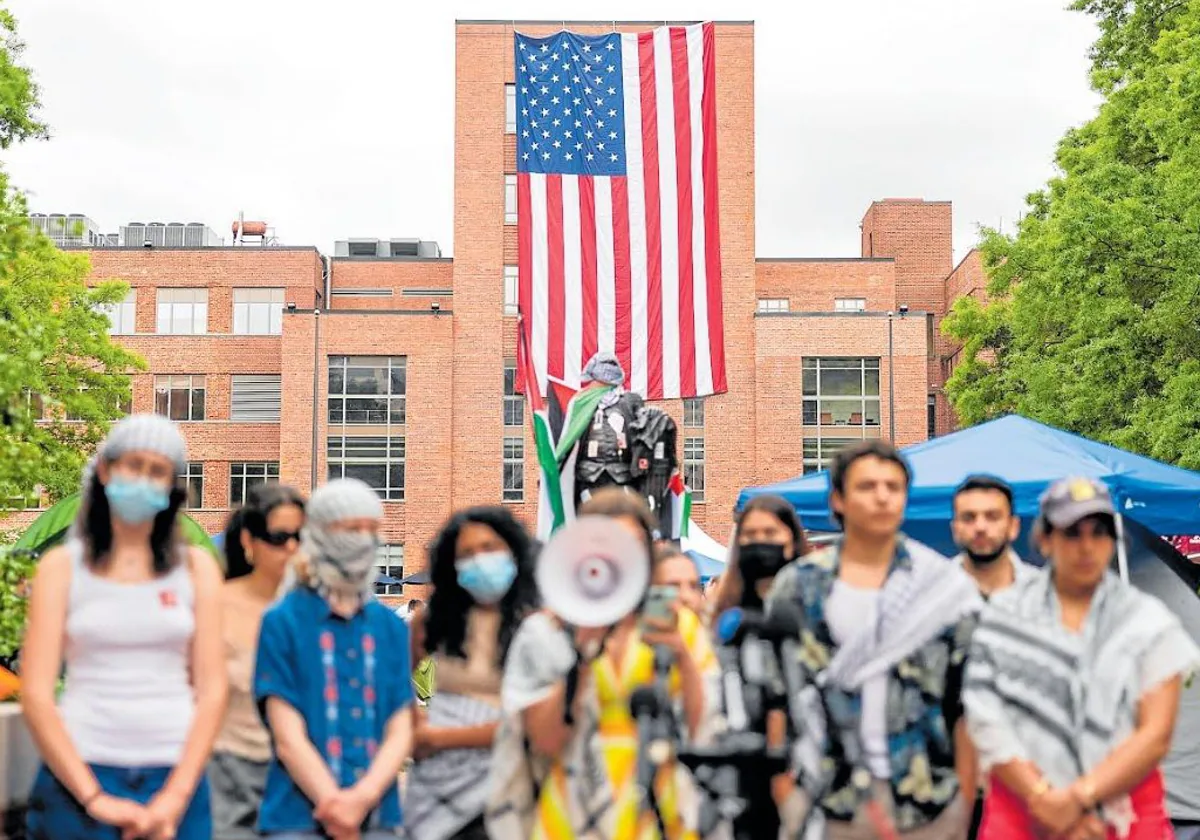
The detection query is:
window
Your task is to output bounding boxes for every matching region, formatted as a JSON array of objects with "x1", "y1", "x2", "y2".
[
  {"x1": 375, "y1": 545, "x2": 405, "y2": 596},
  {"x1": 154, "y1": 375, "x2": 206, "y2": 421},
  {"x1": 757, "y1": 298, "x2": 789, "y2": 313},
  {"x1": 802, "y1": 438, "x2": 860, "y2": 474},
  {"x1": 64, "y1": 384, "x2": 131, "y2": 421},
  {"x1": 22, "y1": 390, "x2": 44, "y2": 421},
  {"x1": 802, "y1": 357, "x2": 882, "y2": 472},
  {"x1": 834, "y1": 297, "x2": 866, "y2": 312},
  {"x1": 179, "y1": 462, "x2": 204, "y2": 509},
  {"x1": 503, "y1": 361, "x2": 524, "y2": 427},
  {"x1": 327, "y1": 356, "x2": 406, "y2": 426},
  {"x1": 233, "y1": 288, "x2": 285, "y2": 335},
  {"x1": 802, "y1": 358, "x2": 881, "y2": 428},
  {"x1": 503, "y1": 436, "x2": 525, "y2": 502},
  {"x1": 99, "y1": 290, "x2": 136, "y2": 334},
  {"x1": 683, "y1": 398, "x2": 704, "y2": 428},
  {"x1": 505, "y1": 83, "x2": 517, "y2": 133},
  {"x1": 928, "y1": 395, "x2": 937, "y2": 439},
  {"x1": 504, "y1": 175, "x2": 518, "y2": 225},
  {"x1": 156, "y1": 288, "x2": 208, "y2": 334},
  {"x1": 230, "y1": 462, "x2": 280, "y2": 505},
  {"x1": 504, "y1": 265, "x2": 519, "y2": 316},
  {"x1": 231, "y1": 375, "x2": 282, "y2": 422},
  {"x1": 327, "y1": 435, "x2": 405, "y2": 501},
  {"x1": 683, "y1": 437, "x2": 705, "y2": 503}
]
